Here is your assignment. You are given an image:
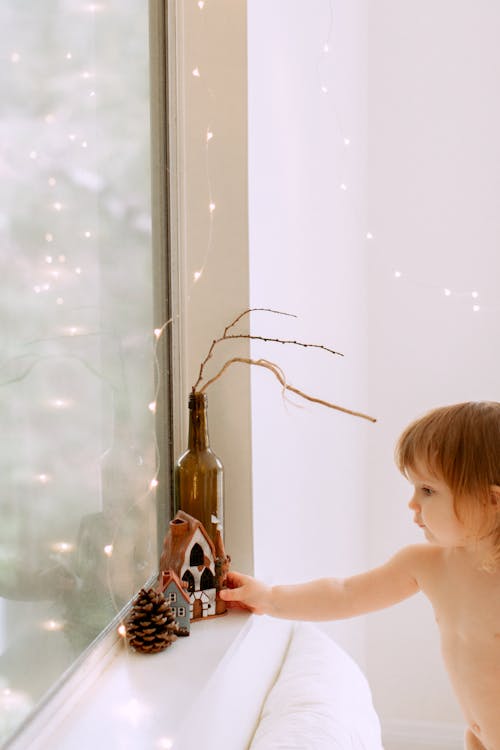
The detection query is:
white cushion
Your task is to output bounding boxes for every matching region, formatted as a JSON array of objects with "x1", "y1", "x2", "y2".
[{"x1": 249, "y1": 623, "x2": 384, "y2": 750}]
